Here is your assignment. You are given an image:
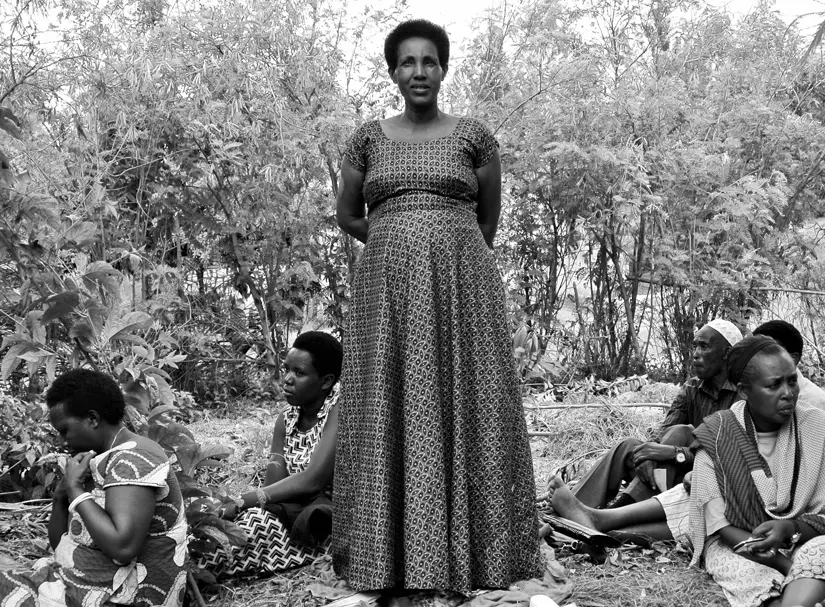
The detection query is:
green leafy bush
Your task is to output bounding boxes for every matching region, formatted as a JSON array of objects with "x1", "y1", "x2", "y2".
[{"x1": 0, "y1": 393, "x2": 61, "y2": 501}]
